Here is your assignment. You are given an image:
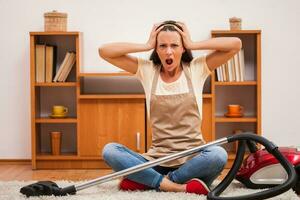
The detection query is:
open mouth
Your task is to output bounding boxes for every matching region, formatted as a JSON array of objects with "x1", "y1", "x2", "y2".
[{"x1": 165, "y1": 59, "x2": 173, "y2": 65}]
